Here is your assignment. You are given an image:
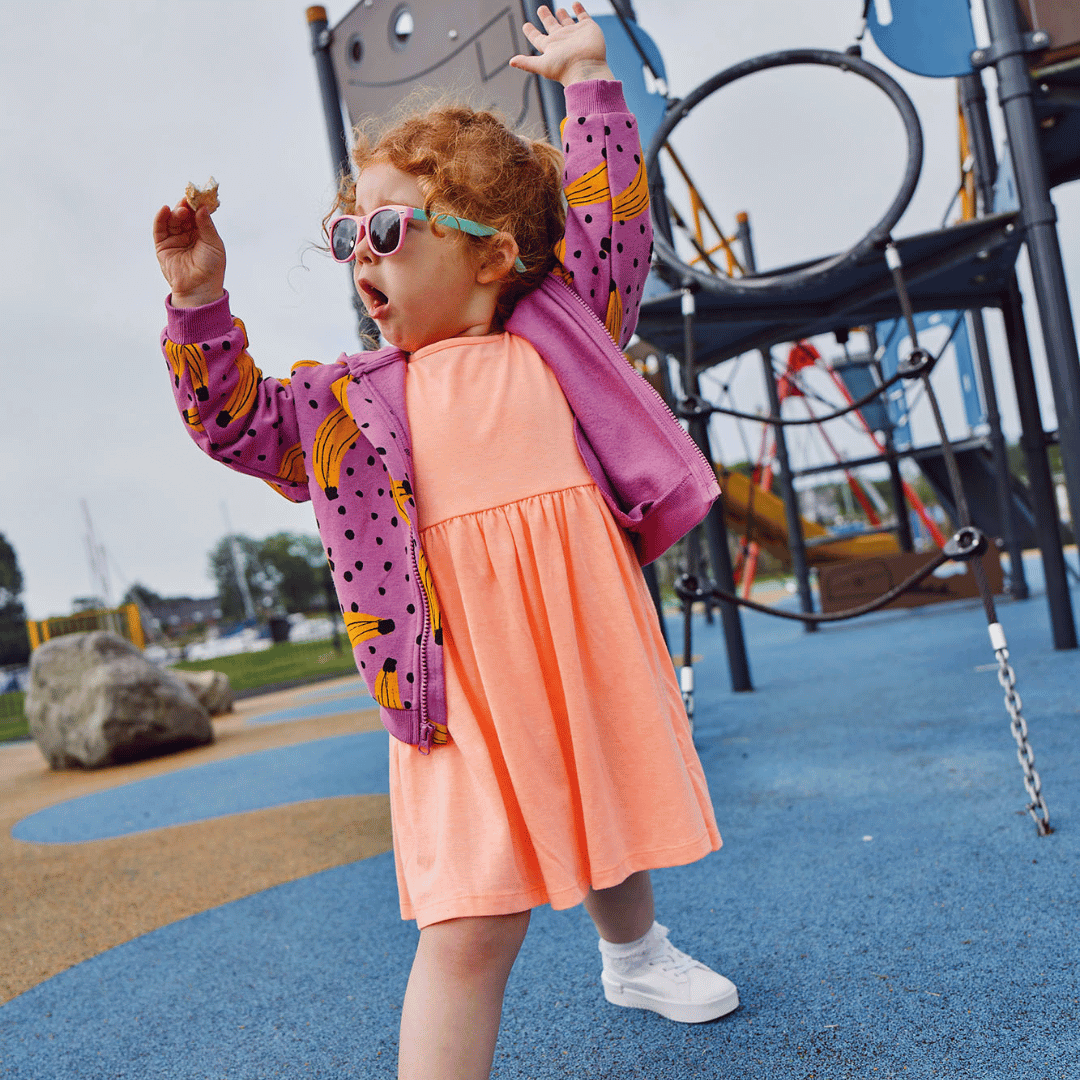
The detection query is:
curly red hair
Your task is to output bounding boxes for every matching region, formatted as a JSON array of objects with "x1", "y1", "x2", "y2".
[{"x1": 328, "y1": 103, "x2": 565, "y2": 327}]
